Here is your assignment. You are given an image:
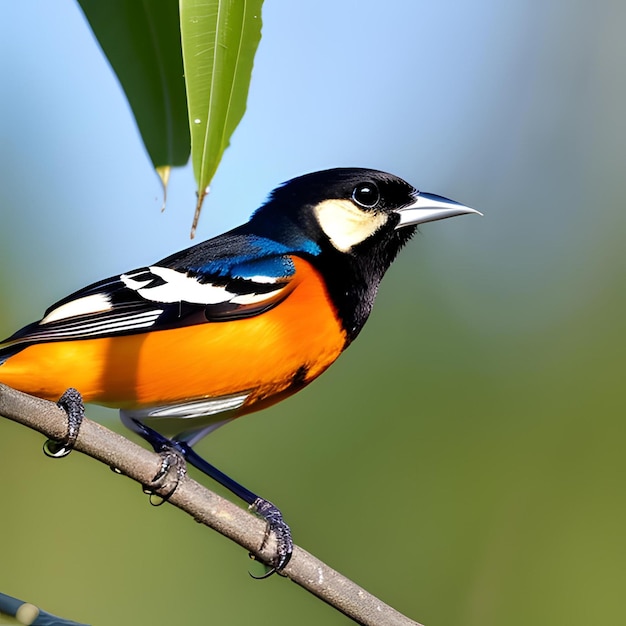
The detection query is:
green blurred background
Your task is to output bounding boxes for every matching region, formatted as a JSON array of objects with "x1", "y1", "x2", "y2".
[{"x1": 1, "y1": 1, "x2": 625, "y2": 624}]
